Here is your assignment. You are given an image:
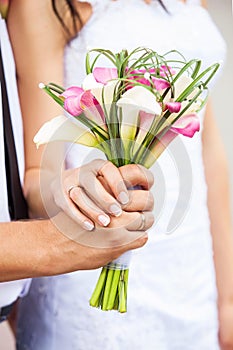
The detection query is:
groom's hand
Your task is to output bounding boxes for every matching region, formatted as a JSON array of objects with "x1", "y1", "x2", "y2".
[{"x1": 40, "y1": 210, "x2": 152, "y2": 274}]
